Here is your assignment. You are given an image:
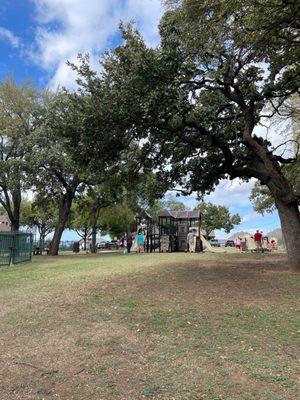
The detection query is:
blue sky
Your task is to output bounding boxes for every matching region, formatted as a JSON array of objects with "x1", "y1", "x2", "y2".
[{"x1": 0, "y1": 0, "x2": 281, "y2": 240}]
